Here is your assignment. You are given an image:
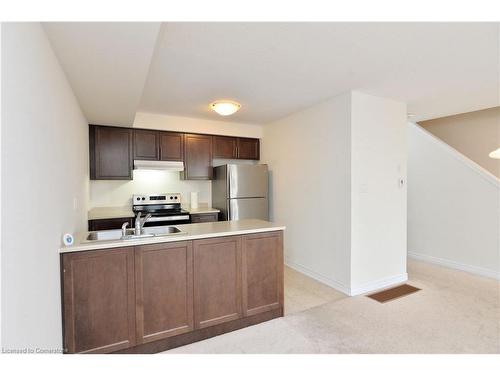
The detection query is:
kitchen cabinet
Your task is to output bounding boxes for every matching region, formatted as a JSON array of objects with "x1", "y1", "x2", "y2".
[
  {"x1": 159, "y1": 132, "x2": 184, "y2": 161},
  {"x1": 213, "y1": 136, "x2": 238, "y2": 159},
  {"x1": 61, "y1": 230, "x2": 283, "y2": 353},
  {"x1": 135, "y1": 242, "x2": 194, "y2": 344},
  {"x1": 89, "y1": 125, "x2": 133, "y2": 180},
  {"x1": 213, "y1": 136, "x2": 260, "y2": 160},
  {"x1": 190, "y1": 213, "x2": 219, "y2": 223},
  {"x1": 88, "y1": 217, "x2": 133, "y2": 231},
  {"x1": 88, "y1": 125, "x2": 260, "y2": 181},
  {"x1": 133, "y1": 129, "x2": 184, "y2": 162},
  {"x1": 237, "y1": 137, "x2": 260, "y2": 160},
  {"x1": 193, "y1": 236, "x2": 242, "y2": 329},
  {"x1": 182, "y1": 134, "x2": 213, "y2": 180},
  {"x1": 242, "y1": 232, "x2": 283, "y2": 316},
  {"x1": 62, "y1": 247, "x2": 136, "y2": 353},
  {"x1": 133, "y1": 129, "x2": 159, "y2": 160}
]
